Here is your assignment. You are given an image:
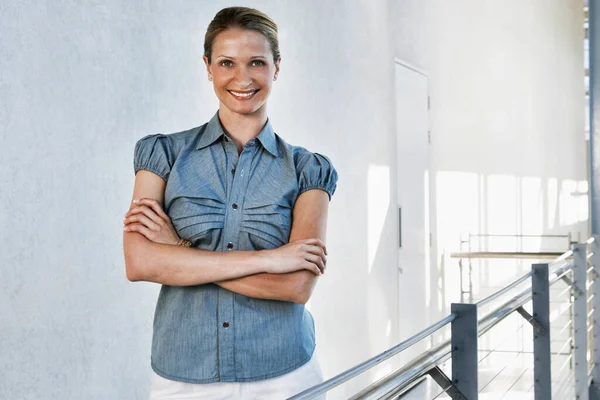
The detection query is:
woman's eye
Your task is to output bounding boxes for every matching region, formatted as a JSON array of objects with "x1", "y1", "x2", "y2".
[
  {"x1": 220, "y1": 60, "x2": 233, "y2": 67},
  {"x1": 251, "y1": 60, "x2": 265, "y2": 67}
]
